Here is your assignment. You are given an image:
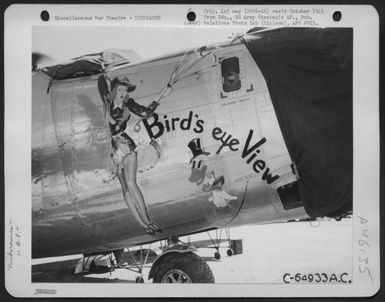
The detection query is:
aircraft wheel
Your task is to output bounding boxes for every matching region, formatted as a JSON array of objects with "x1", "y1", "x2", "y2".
[
  {"x1": 227, "y1": 249, "x2": 233, "y2": 257},
  {"x1": 152, "y1": 252, "x2": 214, "y2": 283},
  {"x1": 135, "y1": 276, "x2": 144, "y2": 283}
]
